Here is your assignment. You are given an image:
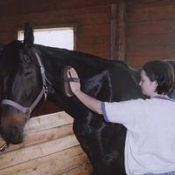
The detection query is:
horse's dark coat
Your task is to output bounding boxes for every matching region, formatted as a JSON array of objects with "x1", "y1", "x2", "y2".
[{"x1": 1, "y1": 25, "x2": 175, "y2": 175}]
